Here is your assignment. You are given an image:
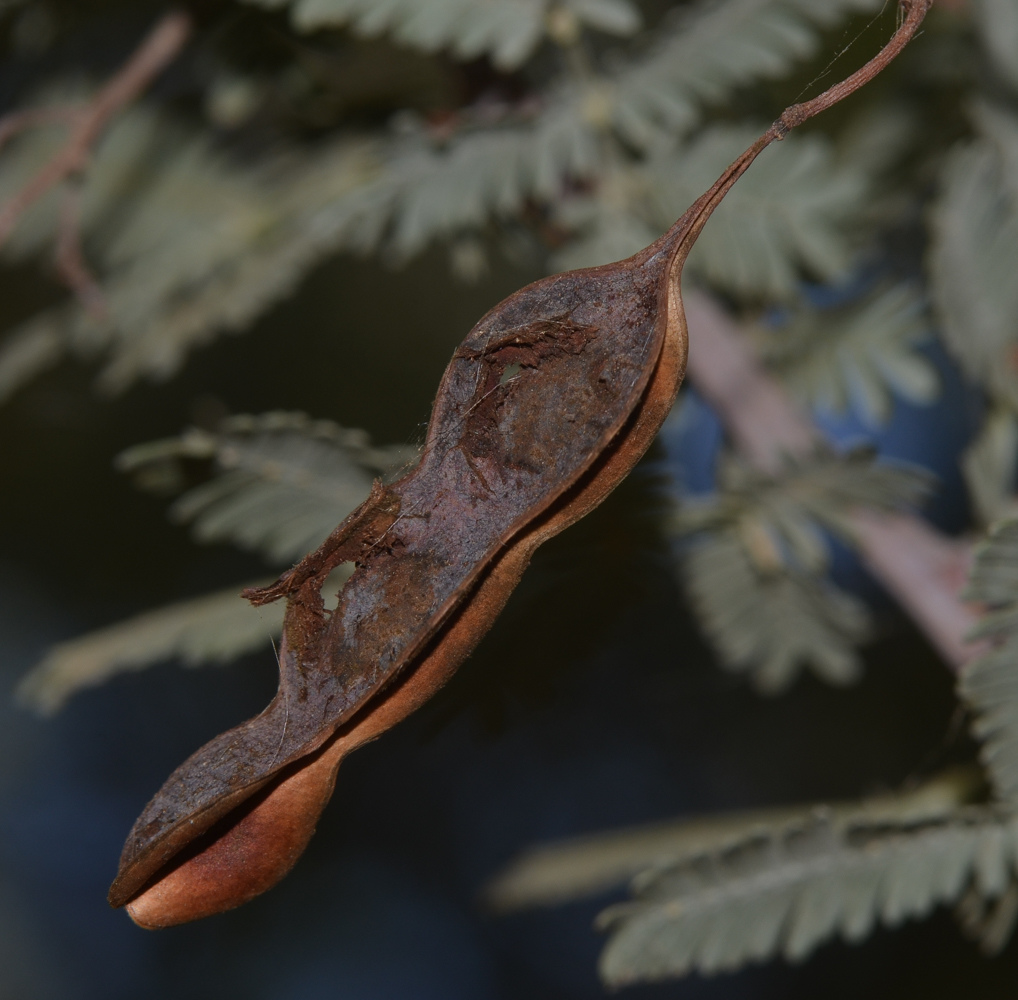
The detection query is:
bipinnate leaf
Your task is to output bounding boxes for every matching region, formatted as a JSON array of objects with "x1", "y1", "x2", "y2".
[
  {"x1": 554, "y1": 126, "x2": 870, "y2": 297},
  {"x1": 961, "y1": 519, "x2": 1018, "y2": 804},
  {"x1": 929, "y1": 103, "x2": 1018, "y2": 409},
  {"x1": 597, "y1": 810, "x2": 1018, "y2": 985},
  {"x1": 0, "y1": 104, "x2": 375, "y2": 399},
  {"x1": 675, "y1": 451, "x2": 931, "y2": 690},
  {"x1": 15, "y1": 582, "x2": 281, "y2": 715},
  {"x1": 16, "y1": 566, "x2": 356, "y2": 715},
  {"x1": 486, "y1": 769, "x2": 979, "y2": 911},
  {"x1": 0, "y1": 0, "x2": 890, "y2": 399},
  {"x1": 293, "y1": 0, "x2": 884, "y2": 275},
  {"x1": 247, "y1": 0, "x2": 877, "y2": 131},
  {"x1": 14, "y1": 413, "x2": 411, "y2": 713},
  {"x1": 683, "y1": 531, "x2": 869, "y2": 692},
  {"x1": 118, "y1": 411, "x2": 417, "y2": 565},
  {"x1": 962, "y1": 408, "x2": 1018, "y2": 528},
  {"x1": 612, "y1": 0, "x2": 883, "y2": 147},
  {"x1": 650, "y1": 126, "x2": 867, "y2": 300},
  {"x1": 486, "y1": 769, "x2": 1018, "y2": 981},
  {"x1": 755, "y1": 284, "x2": 937, "y2": 427},
  {"x1": 323, "y1": 102, "x2": 600, "y2": 263},
  {"x1": 676, "y1": 446, "x2": 931, "y2": 543},
  {"x1": 242, "y1": 0, "x2": 640, "y2": 68}
]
